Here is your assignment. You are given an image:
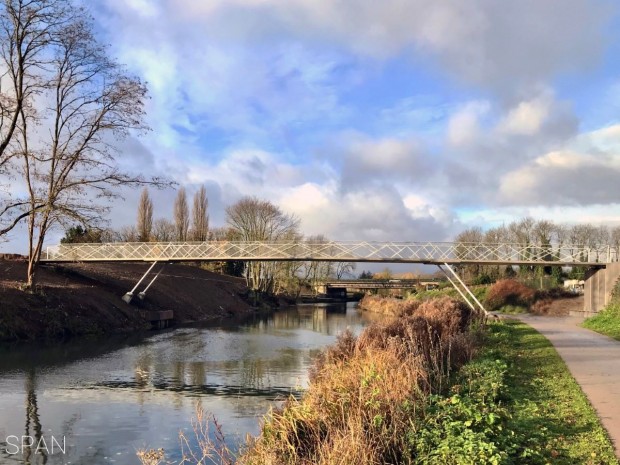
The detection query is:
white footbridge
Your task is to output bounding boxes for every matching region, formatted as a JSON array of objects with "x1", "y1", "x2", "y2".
[
  {"x1": 41, "y1": 241, "x2": 619, "y2": 315},
  {"x1": 42, "y1": 241, "x2": 616, "y2": 266}
]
